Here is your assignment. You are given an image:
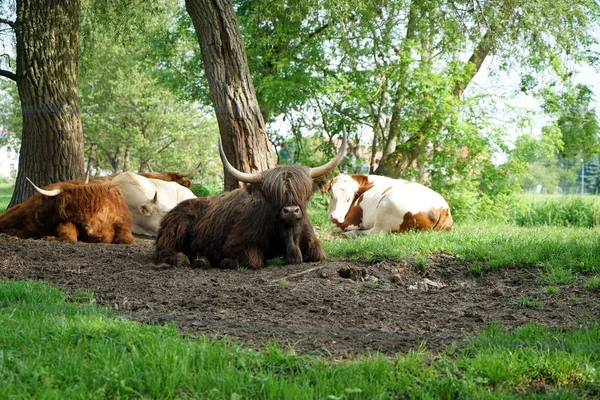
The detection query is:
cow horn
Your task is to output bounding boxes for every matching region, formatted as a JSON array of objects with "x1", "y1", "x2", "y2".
[
  {"x1": 26, "y1": 177, "x2": 61, "y2": 197},
  {"x1": 218, "y1": 136, "x2": 262, "y2": 184},
  {"x1": 309, "y1": 128, "x2": 348, "y2": 178},
  {"x1": 180, "y1": 163, "x2": 201, "y2": 177}
]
